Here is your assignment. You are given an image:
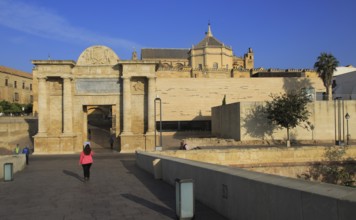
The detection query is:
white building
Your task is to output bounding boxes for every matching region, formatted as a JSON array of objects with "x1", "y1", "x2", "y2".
[{"x1": 333, "y1": 65, "x2": 356, "y2": 100}]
